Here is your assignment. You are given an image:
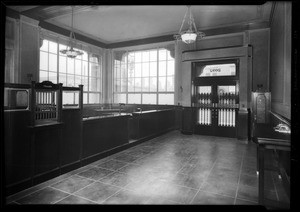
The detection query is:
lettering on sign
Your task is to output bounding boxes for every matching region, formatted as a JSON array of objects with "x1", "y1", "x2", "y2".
[{"x1": 210, "y1": 68, "x2": 221, "y2": 72}]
